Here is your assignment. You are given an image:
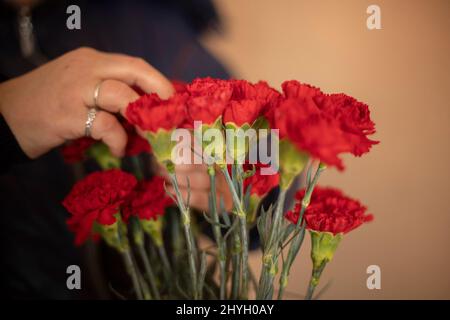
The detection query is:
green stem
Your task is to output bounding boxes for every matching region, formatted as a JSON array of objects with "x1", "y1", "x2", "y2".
[
  {"x1": 305, "y1": 282, "x2": 316, "y2": 300},
  {"x1": 235, "y1": 164, "x2": 249, "y2": 299},
  {"x1": 277, "y1": 227, "x2": 305, "y2": 300},
  {"x1": 238, "y1": 215, "x2": 249, "y2": 299},
  {"x1": 207, "y1": 166, "x2": 227, "y2": 300},
  {"x1": 277, "y1": 279, "x2": 286, "y2": 300},
  {"x1": 231, "y1": 161, "x2": 242, "y2": 300},
  {"x1": 137, "y1": 244, "x2": 160, "y2": 299},
  {"x1": 221, "y1": 166, "x2": 244, "y2": 215},
  {"x1": 168, "y1": 170, "x2": 198, "y2": 299},
  {"x1": 296, "y1": 163, "x2": 325, "y2": 227},
  {"x1": 182, "y1": 214, "x2": 198, "y2": 299},
  {"x1": 221, "y1": 165, "x2": 249, "y2": 299},
  {"x1": 277, "y1": 162, "x2": 326, "y2": 300},
  {"x1": 305, "y1": 262, "x2": 327, "y2": 300},
  {"x1": 121, "y1": 250, "x2": 144, "y2": 300},
  {"x1": 136, "y1": 268, "x2": 152, "y2": 300},
  {"x1": 269, "y1": 190, "x2": 287, "y2": 247},
  {"x1": 231, "y1": 228, "x2": 241, "y2": 299},
  {"x1": 157, "y1": 244, "x2": 172, "y2": 283},
  {"x1": 257, "y1": 189, "x2": 287, "y2": 300}
]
